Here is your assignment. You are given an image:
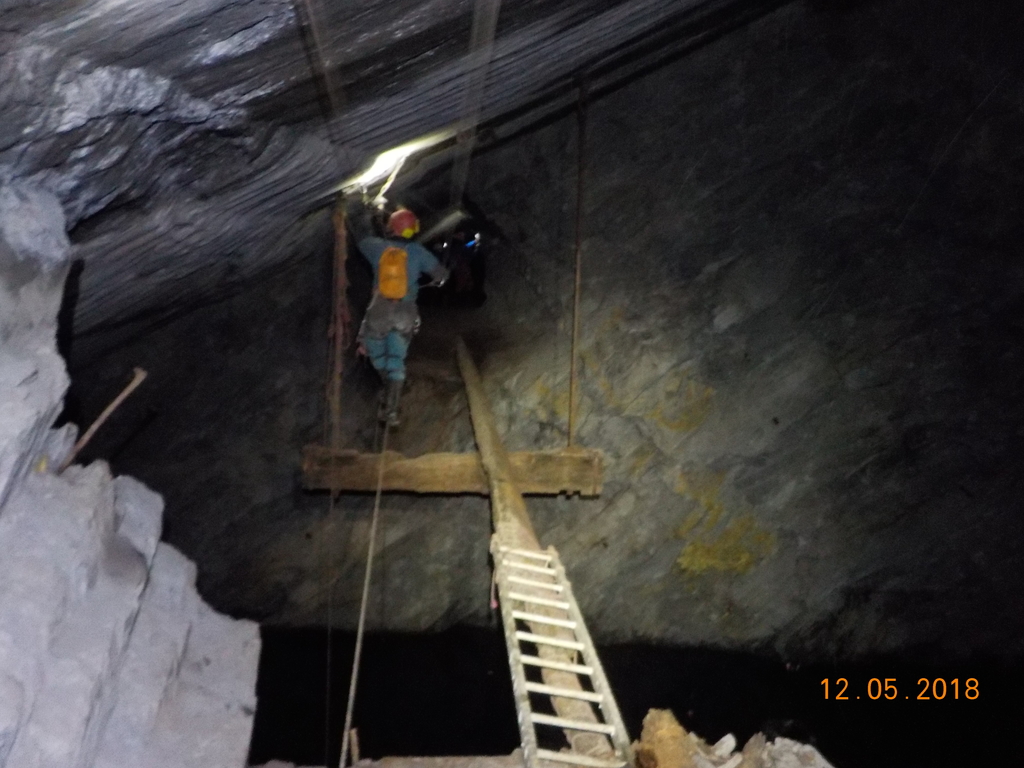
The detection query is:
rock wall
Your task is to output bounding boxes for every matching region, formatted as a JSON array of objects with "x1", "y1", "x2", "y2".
[
  {"x1": 0, "y1": 180, "x2": 260, "y2": 768},
  {"x1": 64, "y1": 0, "x2": 1024, "y2": 664},
  {"x1": 459, "y1": 0, "x2": 1024, "y2": 659},
  {"x1": 0, "y1": 0, "x2": 740, "y2": 336}
]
